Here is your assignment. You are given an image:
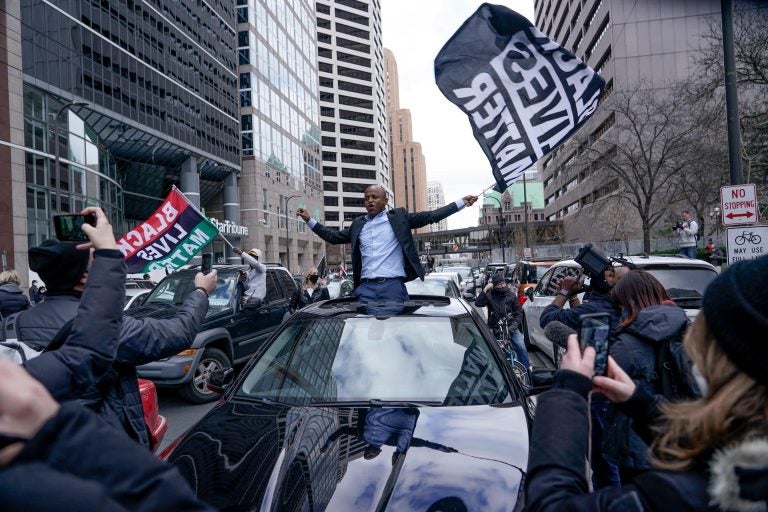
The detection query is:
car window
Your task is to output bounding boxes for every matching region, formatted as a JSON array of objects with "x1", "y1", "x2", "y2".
[
  {"x1": 406, "y1": 279, "x2": 453, "y2": 297},
  {"x1": 543, "y1": 266, "x2": 581, "y2": 296},
  {"x1": 276, "y1": 270, "x2": 297, "y2": 297},
  {"x1": 238, "y1": 316, "x2": 512, "y2": 406},
  {"x1": 146, "y1": 273, "x2": 237, "y2": 316},
  {"x1": 264, "y1": 272, "x2": 280, "y2": 303},
  {"x1": 644, "y1": 267, "x2": 717, "y2": 307},
  {"x1": 535, "y1": 268, "x2": 556, "y2": 295},
  {"x1": 529, "y1": 265, "x2": 551, "y2": 283}
]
